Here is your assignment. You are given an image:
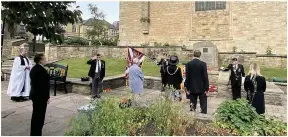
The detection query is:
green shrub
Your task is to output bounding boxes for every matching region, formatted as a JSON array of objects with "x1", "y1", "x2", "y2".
[
  {"x1": 154, "y1": 42, "x2": 162, "y2": 47},
  {"x1": 214, "y1": 98, "x2": 287, "y2": 136},
  {"x1": 64, "y1": 37, "x2": 89, "y2": 45},
  {"x1": 266, "y1": 46, "x2": 273, "y2": 55},
  {"x1": 92, "y1": 38, "x2": 117, "y2": 46}
]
